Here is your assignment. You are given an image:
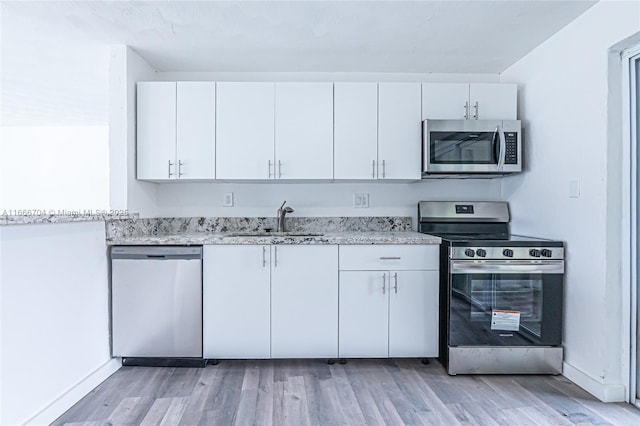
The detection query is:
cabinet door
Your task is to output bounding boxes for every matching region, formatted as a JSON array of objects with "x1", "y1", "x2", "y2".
[
  {"x1": 378, "y1": 83, "x2": 422, "y2": 180},
  {"x1": 339, "y1": 271, "x2": 389, "y2": 358},
  {"x1": 136, "y1": 82, "x2": 176, "y2": 180},
  {"x1": 216, "y1": 82, "x2": 275, "y2": 180},
  {"x1": 275, "y1": 83, "x2": 334, "y2": 179},
  {"x1": 421, "y1": 83, "x2": 470, "y2": 120},
  {"x1": 334, "y1": 83, "x2": 378, "y2": 179},
  {"x1": 388, "y1": 271, "x2": 439, "y2": 357},
  {"x1": 271, "y1": 245, "x2": 338, "y2": 358},
  {"x1": 203, "y1": 245, "x2": 271, "y2": 359},
  {"x1": 176, "y1": 82, "x2": 216, "y2": 179},
  {"x1": 469, "y1": 83, "x2": 517, "y2": 120}
]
